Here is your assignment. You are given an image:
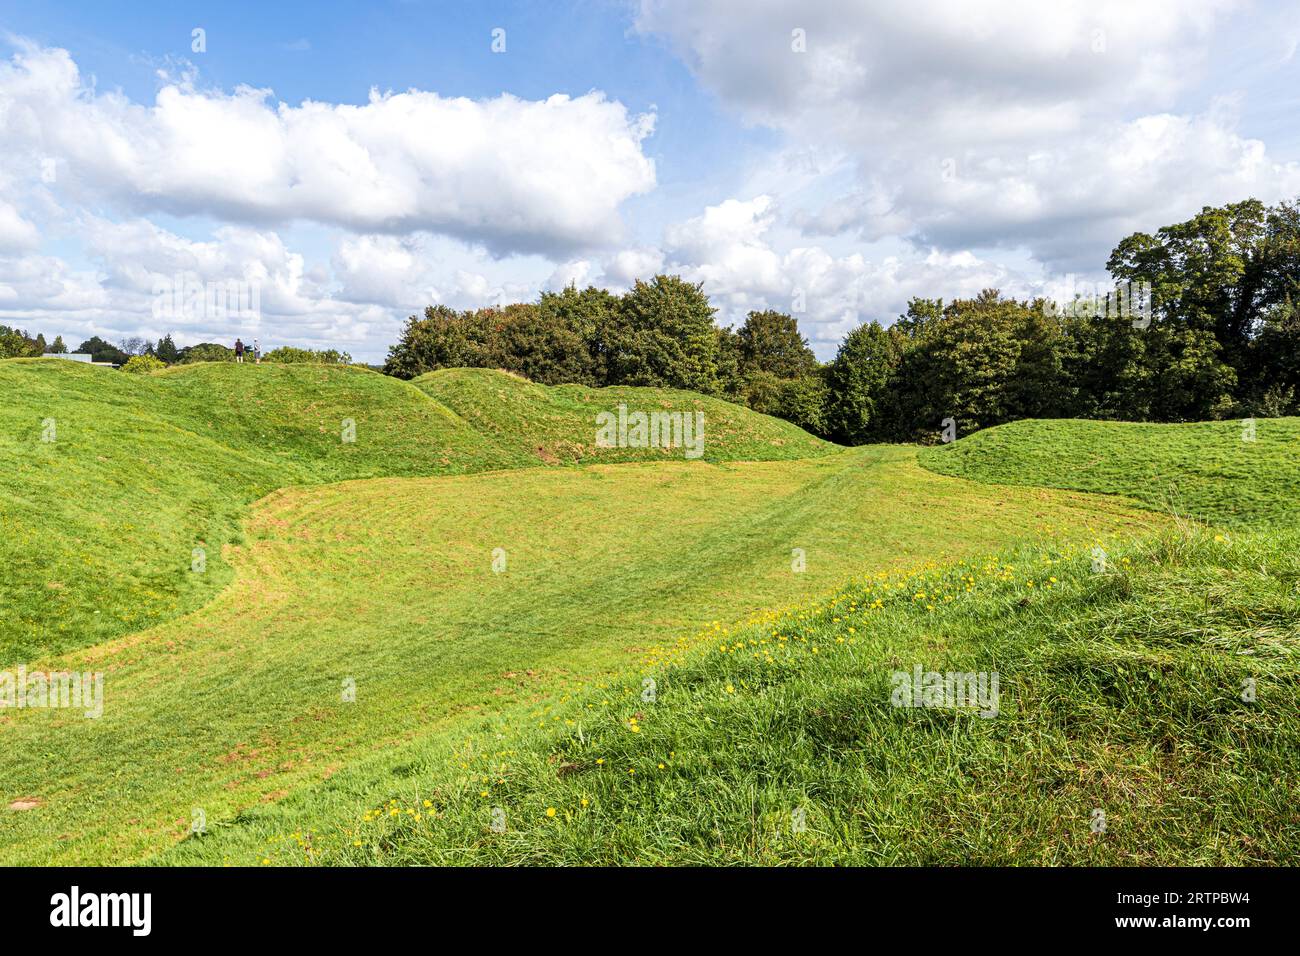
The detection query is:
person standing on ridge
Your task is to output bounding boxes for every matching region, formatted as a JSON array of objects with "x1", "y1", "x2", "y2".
[{"x1": 234, "y1": 338, "x2": 245, "y2": 363}]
